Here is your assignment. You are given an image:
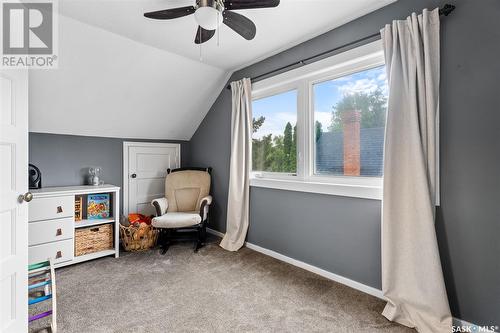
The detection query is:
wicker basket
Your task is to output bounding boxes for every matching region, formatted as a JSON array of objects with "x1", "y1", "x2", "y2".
[
  {"x1": 75, "y1": 223, "x2": 113, "y2": 256},
  {"x1": 119, "y1": 223, "x2": 158, "y2": 252}
]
